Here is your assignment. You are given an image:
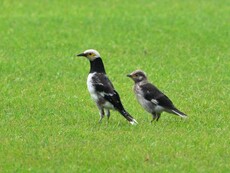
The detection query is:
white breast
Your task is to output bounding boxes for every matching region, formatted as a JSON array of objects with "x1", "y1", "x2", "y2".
[
  {"x1": 87, "y1": 73, "x2": 98, "y2": 101},
  {"x1": 134, "y1": 85, "x2": 153, "y2": 113}
]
